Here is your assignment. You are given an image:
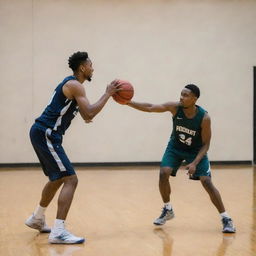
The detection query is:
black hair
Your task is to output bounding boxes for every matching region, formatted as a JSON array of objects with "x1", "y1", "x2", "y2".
[
  {"x1": 185, "y1": 84, "x2": 200, "y2": 98},
  {"x1": 68, "y1": 51, "x2": 89, "y2": 71}
]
